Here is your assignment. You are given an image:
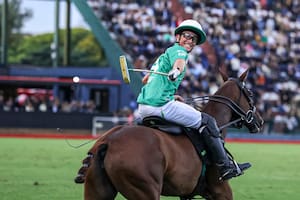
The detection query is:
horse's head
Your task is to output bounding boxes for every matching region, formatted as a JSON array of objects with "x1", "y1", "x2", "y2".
[{"x1": 213, "y1": 68, "x2": 264, "y2": 133}]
